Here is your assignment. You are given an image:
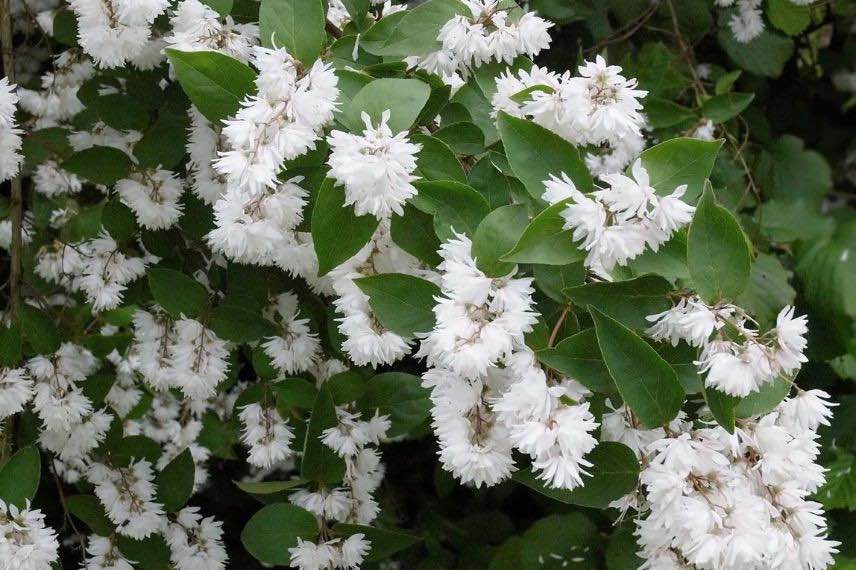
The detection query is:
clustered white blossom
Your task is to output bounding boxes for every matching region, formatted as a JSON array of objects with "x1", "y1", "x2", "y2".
[
  {"x1": 716, "y1": 0, "x2": 816, "y2": 44},
  {"x1": 0, "y1": 77, "x2": 23, "y2": 183},
  {"x1": 186, "y1": 107, "x2": 228, "y2": 204},
  {"x1": 129, "y1": 310, "x2": 230, "y2": 400},
  {"x1": 288, "y1": 392, "x2": 389, "y2": 569},
  {"x1": 68, "y1": 0, "x2": 169, "y2": 68},
  {"x1": 17, "y1": 50, "x2": 94, "y2": 127},
  {"x1": 492, "y1": 57, "x2": 648, "y2": 176},
  {"x1": 648, "y1": 300, "x2": 810, "y2": 397},
  {"x1": 82, "y1": 535, "x2": 135, "y2": 570},
  {"x1": 88, "y1": 459, "x2": 165, "y2": 539},
  {"x1": 418, "y1": 234, "x2": 598, "y2": 489},
  {"x1": 166, "y1": 0, "x2": 259, "y2": 63},
  {"x1": 165, "y1": 506, "x2": 228, "y2": 570},
  {"x1": 328, "y1": 221, "x2": 436, "y2": 367},
  {"x1": 262, "y1": 292, "x2": 322, "y2": 376},
  {"x1": 34, "y1": 232, "x2": 149, "y2": 311},
  {"x1": 116, "y1": 169, "x2": 184, "y2": 230},
  {"x1": 407, "y1": 0, "x2": 551, "y2": 89},
  {"x1": 327, "y1": 110, "x2": 421, "y2": 220},
  {"x1": 239, "y1": 401, "x2": 295, "y2": 469},
  {"x1": 0, "y1": 499, "x2": 59, "y2": 569},
  {"x1": 609, "y1": 390, "x2": 839, "y2": 569},
  {"x1": 327, "y1": 0, "x2": 406, "y2": 30},
  {"x1": 213, "y1": 46, "x2": 339, "y2": 195},
  {"x1": 542, "y1": 160, "x2": 695, "y2": 278}
]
